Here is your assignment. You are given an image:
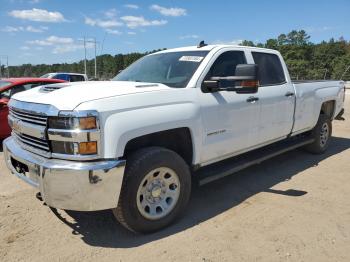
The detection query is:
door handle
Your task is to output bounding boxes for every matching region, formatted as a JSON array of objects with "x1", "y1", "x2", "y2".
[
  {"x1": 285, "y1": 92, "x2": 295, "y2": 97},
  {"x1": 246, "y1": 96, "x2": 259, "y2": 103}
]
